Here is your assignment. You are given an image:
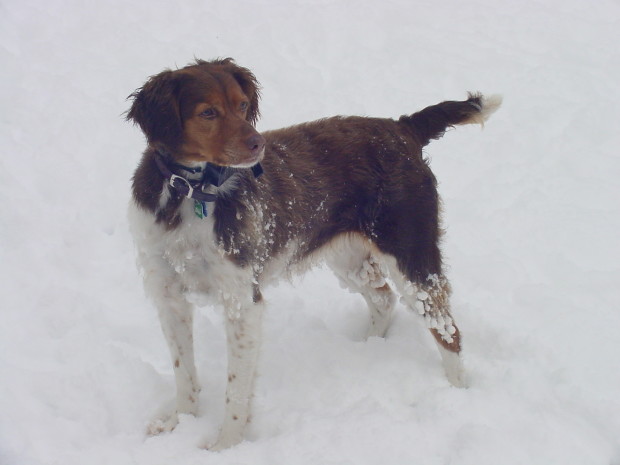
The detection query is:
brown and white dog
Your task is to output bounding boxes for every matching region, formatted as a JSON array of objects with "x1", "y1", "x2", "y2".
[{"x1": 126, "y1": 58, "x2": 500, "y2": 450}]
